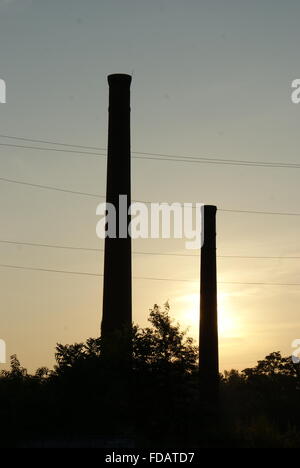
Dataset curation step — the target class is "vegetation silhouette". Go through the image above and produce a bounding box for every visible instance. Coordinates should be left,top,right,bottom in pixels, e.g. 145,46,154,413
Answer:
1,303,300,448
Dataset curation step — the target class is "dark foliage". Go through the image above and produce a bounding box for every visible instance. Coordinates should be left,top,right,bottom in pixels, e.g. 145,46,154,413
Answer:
1,303,300,448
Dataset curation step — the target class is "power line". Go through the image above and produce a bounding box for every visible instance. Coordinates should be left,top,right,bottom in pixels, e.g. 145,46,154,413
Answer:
1,239,300,260
0,177,102,198
0,263,101,277
0,142,106,158
0,262,299,286
219,281,300,287
218,255,300,259
1,176,300,217
135,154,300,168
1,135,300,168
221,208,300,216
0,134,104,151
0,239,101,252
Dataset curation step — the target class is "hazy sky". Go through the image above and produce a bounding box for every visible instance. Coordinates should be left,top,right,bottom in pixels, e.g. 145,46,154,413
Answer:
0,0,299,372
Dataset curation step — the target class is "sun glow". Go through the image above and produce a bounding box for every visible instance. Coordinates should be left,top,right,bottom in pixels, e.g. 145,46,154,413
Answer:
176,291,241,339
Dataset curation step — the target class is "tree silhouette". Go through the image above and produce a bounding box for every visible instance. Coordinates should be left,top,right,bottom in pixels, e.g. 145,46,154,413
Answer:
1,305,300,448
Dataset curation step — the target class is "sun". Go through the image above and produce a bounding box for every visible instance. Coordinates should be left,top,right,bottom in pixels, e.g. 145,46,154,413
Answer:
176,291,240,339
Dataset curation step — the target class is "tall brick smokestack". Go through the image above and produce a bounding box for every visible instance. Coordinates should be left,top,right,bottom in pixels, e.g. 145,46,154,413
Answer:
101,74,132,363
199,205,219,400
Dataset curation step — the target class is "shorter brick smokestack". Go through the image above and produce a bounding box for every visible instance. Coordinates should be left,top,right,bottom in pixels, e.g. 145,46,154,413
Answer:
199,205,219,400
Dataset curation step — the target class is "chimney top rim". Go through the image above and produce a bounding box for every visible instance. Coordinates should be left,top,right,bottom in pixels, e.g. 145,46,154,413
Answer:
204,205,217,211
108,74,132,85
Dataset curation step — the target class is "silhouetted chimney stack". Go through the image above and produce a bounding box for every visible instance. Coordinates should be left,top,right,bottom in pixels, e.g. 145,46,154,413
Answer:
199,205,219,399
101,74,132,363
